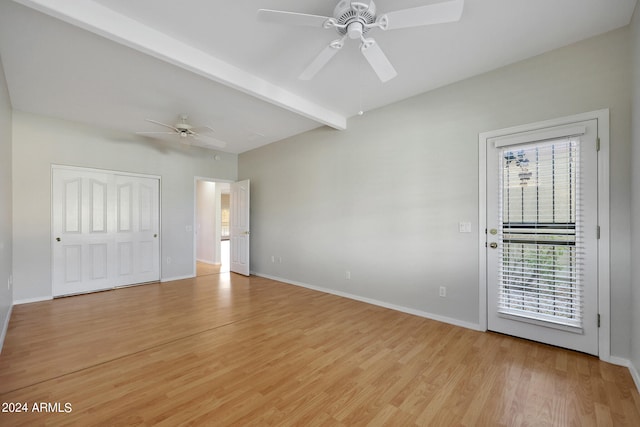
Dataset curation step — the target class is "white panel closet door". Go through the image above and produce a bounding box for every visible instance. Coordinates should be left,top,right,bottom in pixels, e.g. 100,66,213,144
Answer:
52,168,116,296
115,174,160,286
52,167,160,297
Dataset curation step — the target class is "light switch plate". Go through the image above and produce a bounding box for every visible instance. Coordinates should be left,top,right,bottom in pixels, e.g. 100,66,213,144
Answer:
459,222,471,233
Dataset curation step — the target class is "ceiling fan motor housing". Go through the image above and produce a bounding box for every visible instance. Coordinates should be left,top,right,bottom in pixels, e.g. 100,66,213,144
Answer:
175,122,193,137
334,0,377,38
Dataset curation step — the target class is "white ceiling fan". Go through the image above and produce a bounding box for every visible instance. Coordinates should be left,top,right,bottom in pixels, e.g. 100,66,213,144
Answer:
258,0,464,82
136,115,227,149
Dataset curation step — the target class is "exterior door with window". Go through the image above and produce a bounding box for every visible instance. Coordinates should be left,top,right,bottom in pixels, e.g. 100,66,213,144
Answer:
486,120,599,355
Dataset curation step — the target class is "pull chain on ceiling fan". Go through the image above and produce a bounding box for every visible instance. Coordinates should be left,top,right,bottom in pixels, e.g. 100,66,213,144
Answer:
258,0,464,82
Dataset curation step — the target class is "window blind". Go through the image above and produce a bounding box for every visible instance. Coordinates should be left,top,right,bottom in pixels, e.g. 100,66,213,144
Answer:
497,137,583,329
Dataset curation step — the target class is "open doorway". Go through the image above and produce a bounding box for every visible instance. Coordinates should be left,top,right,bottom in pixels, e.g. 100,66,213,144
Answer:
195,179,231,277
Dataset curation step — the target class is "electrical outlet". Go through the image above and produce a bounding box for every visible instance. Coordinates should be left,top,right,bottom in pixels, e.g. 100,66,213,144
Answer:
7,274,11,291
345,271,351,280
439,286,447,297
166,257,172,264
271,255,275,263
277,257,282,263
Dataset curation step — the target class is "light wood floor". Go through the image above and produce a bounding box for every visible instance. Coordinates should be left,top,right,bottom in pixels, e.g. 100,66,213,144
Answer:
196,261,223,276
196,240,230,277
1,274,639,426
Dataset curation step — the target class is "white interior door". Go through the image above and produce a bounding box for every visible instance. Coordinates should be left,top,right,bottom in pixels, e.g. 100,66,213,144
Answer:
52,168,115,296
230,179,250,276
486,120,599,355
52,167,160,297
114,174,160,286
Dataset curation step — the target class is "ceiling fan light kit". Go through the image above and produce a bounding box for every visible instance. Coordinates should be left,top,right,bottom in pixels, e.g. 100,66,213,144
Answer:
258,0,464,82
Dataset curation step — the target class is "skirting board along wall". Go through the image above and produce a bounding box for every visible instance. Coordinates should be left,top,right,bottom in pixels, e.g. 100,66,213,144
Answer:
0,305,11,354
13,296,52,305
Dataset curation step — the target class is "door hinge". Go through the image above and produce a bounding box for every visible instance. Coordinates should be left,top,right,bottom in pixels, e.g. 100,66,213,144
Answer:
597,226,601,239
598,314,601,328
596,137,601,151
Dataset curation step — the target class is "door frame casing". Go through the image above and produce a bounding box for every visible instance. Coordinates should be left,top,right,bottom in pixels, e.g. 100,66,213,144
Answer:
478,109,610,361
193,177,233,278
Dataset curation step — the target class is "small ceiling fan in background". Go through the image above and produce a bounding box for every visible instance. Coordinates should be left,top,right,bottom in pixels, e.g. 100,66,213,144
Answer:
136,115,227,148
258,0,464,82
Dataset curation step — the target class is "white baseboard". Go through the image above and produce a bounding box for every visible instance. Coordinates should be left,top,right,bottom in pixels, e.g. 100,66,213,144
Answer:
0,304,12,354
607,356,630,367
160,274,195,283
252,272,482,332
14,296,53,305
629,361,640,393
607,356,640,393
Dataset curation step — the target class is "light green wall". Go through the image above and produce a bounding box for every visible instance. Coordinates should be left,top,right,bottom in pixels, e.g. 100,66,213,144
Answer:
12,112,237,302
196,180,217,264
240,27,633,357
630,5,640,379
0,55,13,350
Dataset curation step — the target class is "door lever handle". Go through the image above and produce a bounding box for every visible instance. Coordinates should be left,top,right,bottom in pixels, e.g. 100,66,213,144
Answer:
489,242,498,249
56,237,61,242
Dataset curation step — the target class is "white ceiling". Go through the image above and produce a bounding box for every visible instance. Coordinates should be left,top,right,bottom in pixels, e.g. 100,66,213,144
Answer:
0,0,636,153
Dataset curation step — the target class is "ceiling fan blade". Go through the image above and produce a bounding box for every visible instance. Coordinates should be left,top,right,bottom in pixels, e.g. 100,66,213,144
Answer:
192,134,228,149
360,39,397,82
145,119,179,132
136,131,176,135
299,39,344,80
258,9,331,28
191,125,216,134
381,0,464,30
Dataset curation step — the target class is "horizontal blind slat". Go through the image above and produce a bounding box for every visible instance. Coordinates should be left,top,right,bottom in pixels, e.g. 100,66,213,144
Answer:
497,137,583,327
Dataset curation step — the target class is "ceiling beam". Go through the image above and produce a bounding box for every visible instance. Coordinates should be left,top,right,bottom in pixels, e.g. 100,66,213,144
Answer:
13,0,347,130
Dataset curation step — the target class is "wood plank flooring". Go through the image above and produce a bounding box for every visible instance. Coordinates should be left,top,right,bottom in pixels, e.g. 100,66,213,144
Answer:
0,274,639,426
196,261,223,276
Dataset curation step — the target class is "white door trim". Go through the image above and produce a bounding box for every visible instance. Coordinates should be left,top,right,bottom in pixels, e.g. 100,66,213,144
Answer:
193,177,234,278
52,164,161,181
478,109,611,361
